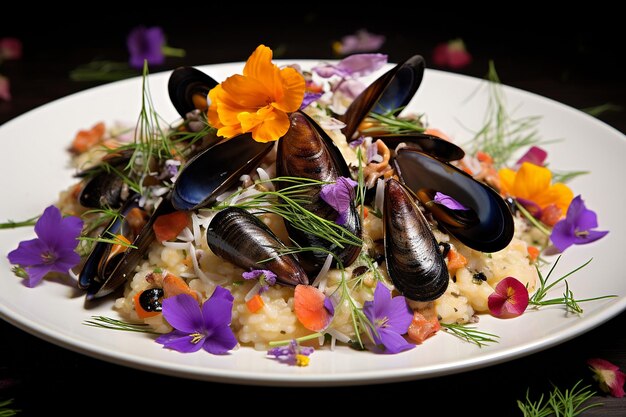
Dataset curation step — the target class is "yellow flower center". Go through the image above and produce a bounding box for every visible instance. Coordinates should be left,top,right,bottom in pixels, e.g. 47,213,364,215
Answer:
190,332,204,344
295,354,310,367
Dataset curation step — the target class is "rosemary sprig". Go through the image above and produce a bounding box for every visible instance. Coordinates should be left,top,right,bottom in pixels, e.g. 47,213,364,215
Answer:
83,316,159,334
0,399,19,417
364,108,426,135
78,234,137,249
529,256,616,314
70,60,137,82
217,176,362,248
440,322,500,347
0,215,39,229
551,169,590,184
517,380,602,417
581,102,623,118
468,61,548,168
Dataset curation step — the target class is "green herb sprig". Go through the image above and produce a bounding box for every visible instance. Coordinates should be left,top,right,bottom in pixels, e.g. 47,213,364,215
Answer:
517,380,601,417
83,316,159,334
529,257,616,314
216,176,362,249
440,322,500,347
0,215,39,229
364,108,426,135
468,61,549,168
0,399,19,417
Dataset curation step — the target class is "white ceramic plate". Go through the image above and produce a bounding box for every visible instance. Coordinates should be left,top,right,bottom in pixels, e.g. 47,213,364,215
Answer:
0,61,624,386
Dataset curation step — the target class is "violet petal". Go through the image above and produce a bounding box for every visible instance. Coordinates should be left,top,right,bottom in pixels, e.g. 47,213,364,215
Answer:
300,92,323,110
201,291,234,331
335,79,366,100
24,264,51,288
202,325,238,354
319,177,357,224
550,220,576,252
384,295,414,334
161,294,204,334
377,328,415,354
34,206,63,249
7,238,48,266
157,331,204,353
337,30,386,55
433,192,469,211
323,297,335,316
336,54,388,77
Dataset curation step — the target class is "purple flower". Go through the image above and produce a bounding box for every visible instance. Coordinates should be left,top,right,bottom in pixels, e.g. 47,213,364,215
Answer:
550,195,609,252
348,135,366,149
300,92,323,110
0,75,10,101
335,78,366,100
320,176,358,225
127,26,165,69
433,192,469,211
363,282,415,354
268,339,314,366
334,29,386,55
156,288,237,354
242,269,277,293
515,146,547,168
313,54,388,79
7,205,83,287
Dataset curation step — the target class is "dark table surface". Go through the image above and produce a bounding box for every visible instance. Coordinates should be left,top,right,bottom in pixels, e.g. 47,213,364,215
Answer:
1,14,625,415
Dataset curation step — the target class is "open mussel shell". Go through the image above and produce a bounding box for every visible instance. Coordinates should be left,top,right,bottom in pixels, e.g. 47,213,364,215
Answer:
384,179,449,301
82,195,176,300
171,134,273,210
340,55,425,141
395,149,514,252
79,194,142,292
376,133,465,162
207,207,309,286
276,112,361,274
75,149,134,209
168,66,218,118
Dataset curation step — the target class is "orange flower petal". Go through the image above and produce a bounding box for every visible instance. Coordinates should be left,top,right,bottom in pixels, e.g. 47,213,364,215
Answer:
514,162,551,200
243,45,281,97
273,66,305,113
207,86,224,129
498,168,516,195
534,183,574,212
238,106,290,143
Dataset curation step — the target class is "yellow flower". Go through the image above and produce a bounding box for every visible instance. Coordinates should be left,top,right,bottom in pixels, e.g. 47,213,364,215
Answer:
498,162,573,213
207,45,305,143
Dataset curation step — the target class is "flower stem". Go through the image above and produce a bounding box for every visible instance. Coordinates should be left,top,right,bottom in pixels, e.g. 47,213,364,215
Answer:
0,215,39,229
161,45,186,58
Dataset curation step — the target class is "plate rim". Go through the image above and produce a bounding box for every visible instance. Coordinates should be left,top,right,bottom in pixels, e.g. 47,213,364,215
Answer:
1,61,625,386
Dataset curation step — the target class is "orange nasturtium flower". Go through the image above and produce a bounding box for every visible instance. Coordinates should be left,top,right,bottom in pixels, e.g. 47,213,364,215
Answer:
498,162,573,213
207,45,305,143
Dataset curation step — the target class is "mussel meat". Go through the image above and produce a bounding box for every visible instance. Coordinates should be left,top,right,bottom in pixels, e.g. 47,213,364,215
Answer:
395,148,514,252
206,207,309,286
171,133,273,210
340,55,425,141
384,178,449,301
168,66,218,118
276,112,361,274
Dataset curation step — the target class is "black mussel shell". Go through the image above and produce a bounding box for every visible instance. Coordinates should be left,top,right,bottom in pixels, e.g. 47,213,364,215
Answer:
76,150,134,209
168,66,218,118
83,195,176,300
276,112,361,274
395,149,514,252
171,134,273,210
376,133,465,162
384,179,449,301
207,207,308,286
341,55,425,141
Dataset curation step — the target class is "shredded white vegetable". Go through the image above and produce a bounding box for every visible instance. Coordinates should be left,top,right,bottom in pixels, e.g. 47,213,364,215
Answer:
312,254,333,292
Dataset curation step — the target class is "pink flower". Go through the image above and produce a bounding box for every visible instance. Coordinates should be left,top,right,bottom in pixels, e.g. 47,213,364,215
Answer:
432,39,472,69
0,75,10,101
588,358,625,398
488,277,529,318
0,38,22,60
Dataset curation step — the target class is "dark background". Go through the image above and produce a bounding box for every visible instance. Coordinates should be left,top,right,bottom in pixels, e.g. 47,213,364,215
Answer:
1,9,625,415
